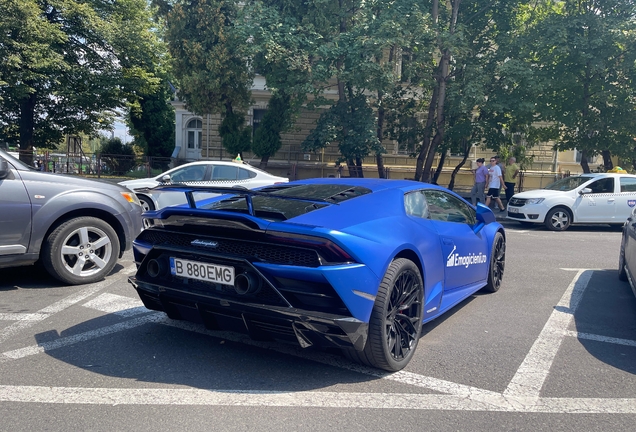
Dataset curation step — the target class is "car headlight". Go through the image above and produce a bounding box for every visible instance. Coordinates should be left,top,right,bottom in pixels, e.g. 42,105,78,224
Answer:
120,191,141,206
525,198,545,205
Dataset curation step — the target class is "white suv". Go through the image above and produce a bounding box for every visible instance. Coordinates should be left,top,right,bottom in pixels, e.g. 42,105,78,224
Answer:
507,173,636,231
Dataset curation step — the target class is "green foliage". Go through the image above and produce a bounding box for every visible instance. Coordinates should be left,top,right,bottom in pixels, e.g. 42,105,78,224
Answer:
128,80,176,158
164,0,253,116
303,95,381,164
252,93,293,160
99,137,136,174
522,0,636,171
0,0,164,162
218,111,252,157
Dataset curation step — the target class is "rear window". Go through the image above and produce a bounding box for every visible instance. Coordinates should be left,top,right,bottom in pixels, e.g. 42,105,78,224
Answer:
200,184,371,220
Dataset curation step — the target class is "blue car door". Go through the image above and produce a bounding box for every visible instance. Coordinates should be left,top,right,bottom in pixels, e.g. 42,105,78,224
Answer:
423,190,490,292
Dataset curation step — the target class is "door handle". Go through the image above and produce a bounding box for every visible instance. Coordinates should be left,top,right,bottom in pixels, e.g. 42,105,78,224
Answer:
608,198,615,202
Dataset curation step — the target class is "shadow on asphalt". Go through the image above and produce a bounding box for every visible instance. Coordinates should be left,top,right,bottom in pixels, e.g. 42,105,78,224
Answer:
572,269,636,375
0,261,128,290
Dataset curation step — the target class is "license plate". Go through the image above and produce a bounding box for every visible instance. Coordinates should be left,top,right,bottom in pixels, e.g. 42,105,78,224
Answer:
508,207,519,213
170,257,235,286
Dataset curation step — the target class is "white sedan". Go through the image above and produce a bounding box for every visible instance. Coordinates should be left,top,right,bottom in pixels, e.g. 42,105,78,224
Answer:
507,173,636,231
119,160,288,211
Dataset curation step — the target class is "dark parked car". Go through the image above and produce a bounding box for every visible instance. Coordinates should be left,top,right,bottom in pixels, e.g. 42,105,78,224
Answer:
129,179,505,371
618,206,636,300
0,149,143,284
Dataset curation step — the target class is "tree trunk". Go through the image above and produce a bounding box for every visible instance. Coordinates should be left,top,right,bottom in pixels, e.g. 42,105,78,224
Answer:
601,150,613,171
259,155,270,169
19,92,37,166
414,84,439,181
432,150,446,184
448,140,471,191
376,92,386,179
580,150,590,173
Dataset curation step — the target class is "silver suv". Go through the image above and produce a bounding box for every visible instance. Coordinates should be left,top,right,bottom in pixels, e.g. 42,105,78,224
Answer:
0,149,143,285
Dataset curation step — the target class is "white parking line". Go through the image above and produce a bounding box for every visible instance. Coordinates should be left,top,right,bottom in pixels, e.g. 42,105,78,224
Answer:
565,330,636,348
0,270,131,344
0,385,634,413
503,269,593,399
2,267,634,413
0,313,47,321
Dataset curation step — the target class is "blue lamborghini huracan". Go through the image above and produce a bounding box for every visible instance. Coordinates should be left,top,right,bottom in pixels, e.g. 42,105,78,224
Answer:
128,178,506,371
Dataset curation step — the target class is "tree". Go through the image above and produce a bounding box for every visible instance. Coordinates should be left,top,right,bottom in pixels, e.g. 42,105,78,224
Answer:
0,0,164,165
251,92,294,168
163,0,254,157
128,80,176,158
99,137,135,174
526,0,636,173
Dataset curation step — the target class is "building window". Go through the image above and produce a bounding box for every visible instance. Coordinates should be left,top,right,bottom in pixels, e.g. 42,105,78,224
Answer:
252,109,266,136
186,118,202,149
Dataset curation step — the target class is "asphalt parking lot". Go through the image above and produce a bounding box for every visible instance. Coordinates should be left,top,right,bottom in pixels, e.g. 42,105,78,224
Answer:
0,220,635,431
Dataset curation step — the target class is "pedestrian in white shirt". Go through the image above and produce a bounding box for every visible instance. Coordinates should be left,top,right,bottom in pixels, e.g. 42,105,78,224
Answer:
485,157,506,212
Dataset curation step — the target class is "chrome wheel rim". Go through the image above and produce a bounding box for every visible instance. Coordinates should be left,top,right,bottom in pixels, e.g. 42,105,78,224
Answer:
60,226,113,278
384,270,422,361
492,235,506,289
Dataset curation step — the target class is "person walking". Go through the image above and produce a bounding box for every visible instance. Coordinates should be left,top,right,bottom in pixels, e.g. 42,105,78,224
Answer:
504,156,520,203
485,157,506,212
470,158,488,206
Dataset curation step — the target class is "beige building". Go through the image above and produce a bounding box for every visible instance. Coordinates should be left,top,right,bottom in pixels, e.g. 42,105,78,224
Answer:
171,82,595,193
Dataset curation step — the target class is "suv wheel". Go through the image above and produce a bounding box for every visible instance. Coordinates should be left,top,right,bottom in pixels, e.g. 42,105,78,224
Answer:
42,217,120,285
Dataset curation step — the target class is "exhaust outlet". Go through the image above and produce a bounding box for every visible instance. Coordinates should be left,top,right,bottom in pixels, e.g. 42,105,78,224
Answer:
234,271,261,295
146,258,167,278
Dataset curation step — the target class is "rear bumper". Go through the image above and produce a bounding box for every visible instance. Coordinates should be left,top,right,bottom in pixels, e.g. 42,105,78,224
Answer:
129,276,369,351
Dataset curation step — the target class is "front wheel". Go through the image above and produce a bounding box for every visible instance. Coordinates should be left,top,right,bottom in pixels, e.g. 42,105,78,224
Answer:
137,194,155,212
349,258,424,371
42,217,120,285
545,207,572,231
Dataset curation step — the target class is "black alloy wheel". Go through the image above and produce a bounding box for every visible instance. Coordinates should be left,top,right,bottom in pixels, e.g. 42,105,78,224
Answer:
349,258,424,372
619,236,628,282
483,231,505,293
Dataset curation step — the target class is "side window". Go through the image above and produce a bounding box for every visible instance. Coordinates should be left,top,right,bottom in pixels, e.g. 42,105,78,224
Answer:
170,165,207,182
212,165,239,181
423,190,476,225
620,177,636,192
404,191,429,219
587,178,615,194
238,168,256,180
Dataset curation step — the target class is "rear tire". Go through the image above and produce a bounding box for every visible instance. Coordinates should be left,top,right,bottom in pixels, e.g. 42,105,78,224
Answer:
349,258,423,372
42,217,120,285
619,236,628,282
483,231,505,293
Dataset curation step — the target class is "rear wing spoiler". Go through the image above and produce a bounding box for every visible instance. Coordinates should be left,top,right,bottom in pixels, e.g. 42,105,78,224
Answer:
149,184,334,216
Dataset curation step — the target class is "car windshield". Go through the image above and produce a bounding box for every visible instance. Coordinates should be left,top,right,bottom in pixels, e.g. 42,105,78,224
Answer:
544,176,594,191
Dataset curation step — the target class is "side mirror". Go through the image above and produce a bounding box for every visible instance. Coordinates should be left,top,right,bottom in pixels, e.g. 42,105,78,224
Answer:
161,174,171,183
579,187,592,195
474,202,496,230
0,157,9,180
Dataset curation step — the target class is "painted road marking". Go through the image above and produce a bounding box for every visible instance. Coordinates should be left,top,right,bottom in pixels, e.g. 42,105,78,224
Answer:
565,330,636,348
0,277,120,345
503,269,592,399
83,293,148,317
0,313,47,321
0,268,634,412
0,385,635,413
